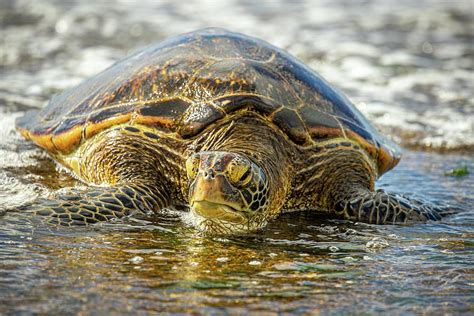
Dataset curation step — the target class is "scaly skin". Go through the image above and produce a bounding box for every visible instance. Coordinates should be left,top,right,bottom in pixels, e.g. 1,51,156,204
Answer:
21,115,442,233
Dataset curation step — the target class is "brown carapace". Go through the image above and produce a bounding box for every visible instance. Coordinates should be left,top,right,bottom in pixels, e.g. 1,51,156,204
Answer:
16,28,442,233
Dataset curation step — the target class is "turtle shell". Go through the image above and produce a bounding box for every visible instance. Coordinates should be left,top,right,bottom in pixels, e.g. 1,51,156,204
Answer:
17,28,400,175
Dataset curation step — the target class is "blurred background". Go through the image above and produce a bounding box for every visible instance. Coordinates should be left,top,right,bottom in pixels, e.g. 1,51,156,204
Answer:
0,1,473,315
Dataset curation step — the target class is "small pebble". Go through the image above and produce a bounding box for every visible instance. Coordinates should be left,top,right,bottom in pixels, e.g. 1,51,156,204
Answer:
268,253,278,257
328,246,340,252
249,260,261,265
341,256,357,263
129,256,144,264
216,257,229,262
366,237,389,250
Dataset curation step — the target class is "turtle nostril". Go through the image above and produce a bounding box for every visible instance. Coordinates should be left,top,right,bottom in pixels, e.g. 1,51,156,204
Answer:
204,169,215,179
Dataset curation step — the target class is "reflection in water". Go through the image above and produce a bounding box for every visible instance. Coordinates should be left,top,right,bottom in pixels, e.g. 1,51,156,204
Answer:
0,0,473,314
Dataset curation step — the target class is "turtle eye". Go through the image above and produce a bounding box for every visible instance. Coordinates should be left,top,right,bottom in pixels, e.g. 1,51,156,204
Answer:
227,158,252,187
186,155,200,181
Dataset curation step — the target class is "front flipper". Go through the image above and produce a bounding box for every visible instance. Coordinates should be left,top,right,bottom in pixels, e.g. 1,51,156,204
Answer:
22,184,168,226
335,189,444,224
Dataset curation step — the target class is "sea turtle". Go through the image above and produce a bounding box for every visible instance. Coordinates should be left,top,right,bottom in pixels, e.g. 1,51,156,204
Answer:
16,28,442,234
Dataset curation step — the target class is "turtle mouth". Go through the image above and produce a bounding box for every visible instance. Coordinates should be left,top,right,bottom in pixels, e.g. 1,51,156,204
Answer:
191,200,247,224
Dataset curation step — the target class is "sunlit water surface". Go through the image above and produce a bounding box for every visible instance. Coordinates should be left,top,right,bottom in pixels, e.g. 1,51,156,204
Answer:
1,0,473,314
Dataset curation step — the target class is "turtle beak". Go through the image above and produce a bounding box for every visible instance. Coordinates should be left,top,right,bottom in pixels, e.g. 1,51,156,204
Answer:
191,200,246,223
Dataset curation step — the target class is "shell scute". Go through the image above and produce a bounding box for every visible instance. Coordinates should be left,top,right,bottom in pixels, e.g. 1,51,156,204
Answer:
340,118,376,147
299,106,342,140
214,94,280,116
88,105,133,124
137,98,190,131
271,108,308,144
178,103,225,138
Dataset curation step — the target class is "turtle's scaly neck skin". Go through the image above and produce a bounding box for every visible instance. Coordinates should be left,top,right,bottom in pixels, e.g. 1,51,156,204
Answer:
287,139,377,212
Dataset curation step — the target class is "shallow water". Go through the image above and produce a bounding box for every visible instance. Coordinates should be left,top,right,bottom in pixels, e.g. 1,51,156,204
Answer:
0,0,473,314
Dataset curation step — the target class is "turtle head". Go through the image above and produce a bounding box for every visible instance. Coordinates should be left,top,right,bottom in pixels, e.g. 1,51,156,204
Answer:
186,151,271,233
